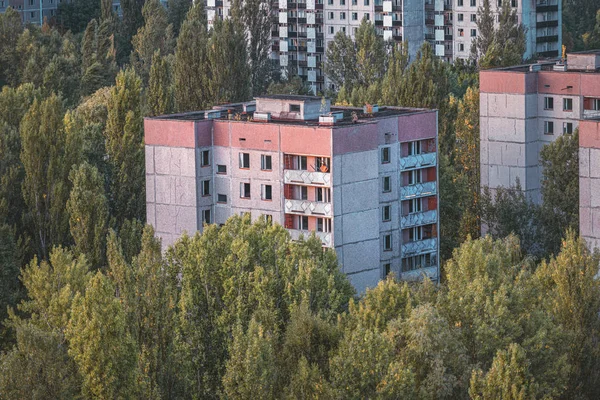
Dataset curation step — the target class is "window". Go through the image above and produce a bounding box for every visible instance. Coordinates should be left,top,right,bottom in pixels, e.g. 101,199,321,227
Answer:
263,214,273,224
457,13,463,21
202,209,211,224
289,104,301,112
409,227,422,241
458,0,463,5
381,147,391,163
340,12,346,20
239,152,250,169
382,205,391,222
261,184,272,200
383,234,392,251
329,26,334,34
470,14,476,22
315,157,330,172
407,170,421,185
299,215,309,230
240,182,251,198
563,98,573,111
407,141,421,156
261,154,272,170
352,12,358,20
201,150,210,166
352,0,357,4
328,0,333,4
458,28,464,37
217,194,227,203
202,180,210,196
317,218,332,232
563,122,573,134
544,96,554,110
511,0,517,6
459,43,465,51
364,0,369,4
316,187,330,202
342,27,346,33
328,11,334,19
470,0,475,6
30,11,35,18
470,28,477,37
544,121,554,135
340,0,345,4
300,186,308,200
365,13,370,20
382,176,391,192
217,164,227,174
408,198,422,213
384,263,391,276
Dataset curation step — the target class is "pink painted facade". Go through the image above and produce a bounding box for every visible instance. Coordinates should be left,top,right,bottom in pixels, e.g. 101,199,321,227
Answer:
145,96,439,293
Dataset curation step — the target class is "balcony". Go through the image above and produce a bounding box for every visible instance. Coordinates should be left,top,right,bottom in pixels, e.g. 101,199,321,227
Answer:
536,35,558,43
288,229,333,247
285,199,332,217
400,152,436,171
402,238,437,256
583,109,600,119
536,20,558,29
400,181,436,200
284,169,331,186
401,210,438,229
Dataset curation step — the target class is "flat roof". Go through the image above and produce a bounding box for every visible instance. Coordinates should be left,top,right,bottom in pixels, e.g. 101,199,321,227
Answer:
147,105,434,126
254,94,323,101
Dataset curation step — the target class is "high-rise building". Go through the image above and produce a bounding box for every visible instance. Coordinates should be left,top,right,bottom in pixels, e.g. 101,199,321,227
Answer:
480,51,600,204
144,95,440,292
453,0,561,60
0,0,123,24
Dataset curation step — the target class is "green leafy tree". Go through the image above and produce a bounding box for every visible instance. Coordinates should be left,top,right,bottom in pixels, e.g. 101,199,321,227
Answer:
207,18,251,105
80,19,118,97
67,162,109,268
0,7,23,87
167,0,193,36
174,4,209,111
20,94,79,259
266,75,313,96
539,130,579,255
469,344,538,400
56,0,101,34
130,0,174,83
354,18,386,88
0,224,22,346
104,68,145,223
323,30,358,90
148,50,174,116
67,271,139,399
231,0,275,95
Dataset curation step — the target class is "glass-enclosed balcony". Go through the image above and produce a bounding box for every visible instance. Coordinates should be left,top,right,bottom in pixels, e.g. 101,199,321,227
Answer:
287,229,333,247
400,181,436,200
401,210,437,229
285,199,333,217
402,238,437,256
283,170,331,187
400,152,436,171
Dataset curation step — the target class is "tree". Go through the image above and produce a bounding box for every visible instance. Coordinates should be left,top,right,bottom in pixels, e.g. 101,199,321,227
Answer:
454,86,481,239
470,0,495,63
174,4,209,111
130,0,174,83
354,18,386,88
231,0,275,95
323,30,358,90
538,130,579,256
0,7,23,87
56,0,101,34
222,317,279,400
67,272,139,399
0,224,21,346
104,68,145,223
119,0,146,56
266,75,313,96
80,19,118,97
167,0,193,36
0,247,90,399
20,94,79,259
148,50,174,116
67,162,109,268
469,344,538,400
207,18,251,105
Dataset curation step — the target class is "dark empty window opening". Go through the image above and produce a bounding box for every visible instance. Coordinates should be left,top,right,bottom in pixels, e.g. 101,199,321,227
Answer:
289,104,301,112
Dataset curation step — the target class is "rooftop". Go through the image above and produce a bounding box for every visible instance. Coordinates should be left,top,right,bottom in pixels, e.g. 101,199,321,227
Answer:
254,94,323,101
484,50,600,74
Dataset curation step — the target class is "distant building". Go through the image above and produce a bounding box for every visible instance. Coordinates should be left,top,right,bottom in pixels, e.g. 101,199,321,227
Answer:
453,0,562,60
0,0,124,24
144,95,440,292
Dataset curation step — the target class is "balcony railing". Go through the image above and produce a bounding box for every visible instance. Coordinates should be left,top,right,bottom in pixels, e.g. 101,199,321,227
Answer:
284,169,331,186
285,199,332,216
583,109,600,119
400,181,436,200
402,238,437,256
401,210,437,229
400,152,436,171
288,229,333,247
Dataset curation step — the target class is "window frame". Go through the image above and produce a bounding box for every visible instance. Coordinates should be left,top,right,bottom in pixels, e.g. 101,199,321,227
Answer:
382,176,392,193
240,182,251,198
381,146,391,163
261,154,272,171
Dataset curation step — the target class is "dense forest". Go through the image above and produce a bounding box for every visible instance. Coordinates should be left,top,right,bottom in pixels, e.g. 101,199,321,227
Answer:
0,0,598,398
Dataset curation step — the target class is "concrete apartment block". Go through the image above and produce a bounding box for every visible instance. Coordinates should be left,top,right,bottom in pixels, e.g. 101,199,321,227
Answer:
0,0,126,24
145,95,440,293
580,119,600,252
480,53,600,204
453,0,561,61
